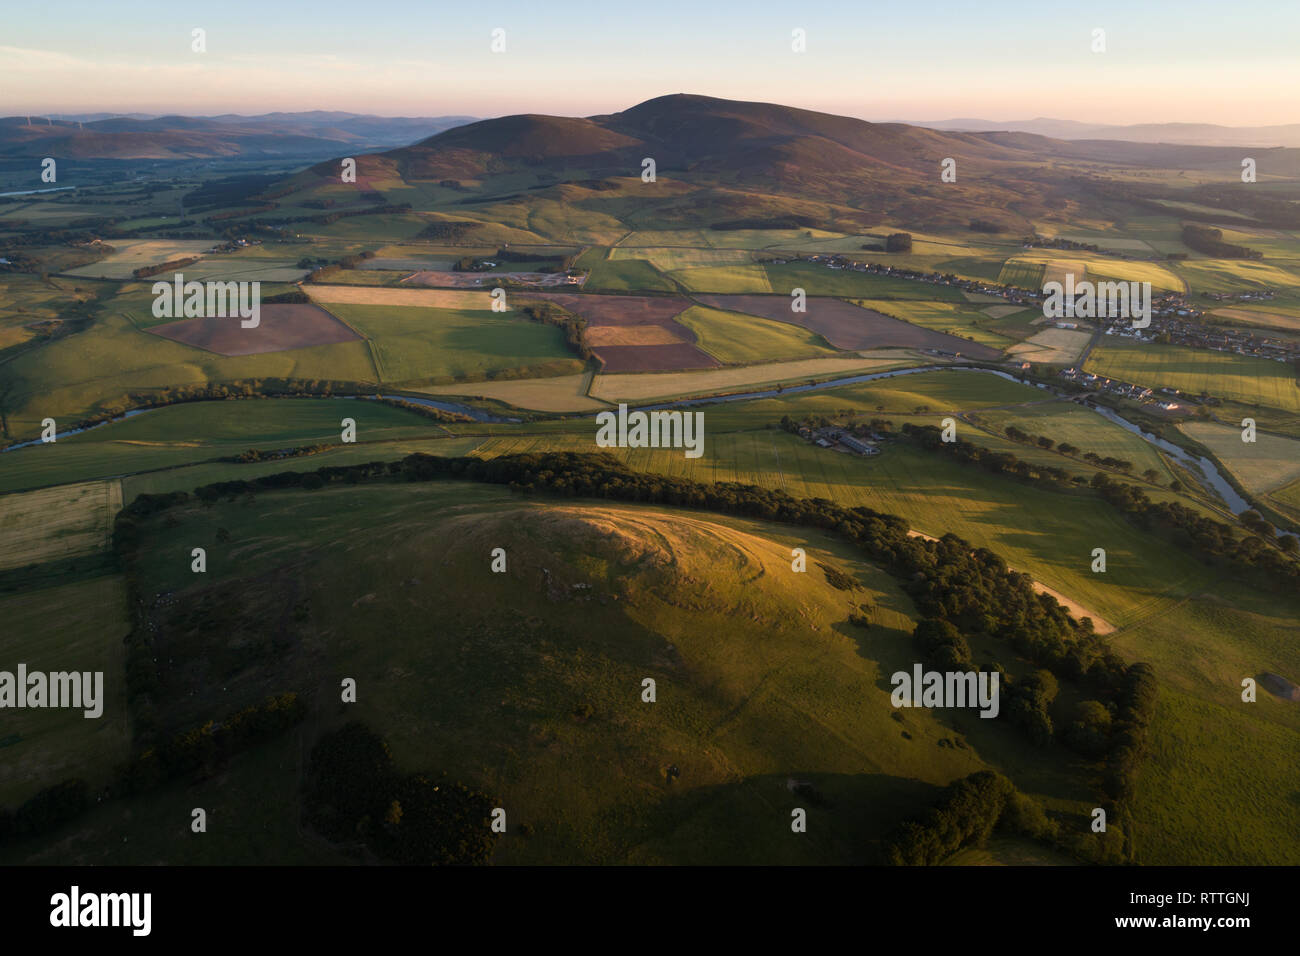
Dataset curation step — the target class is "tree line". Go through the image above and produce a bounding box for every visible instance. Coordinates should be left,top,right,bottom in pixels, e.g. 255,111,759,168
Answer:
1181,225,1262,259
904,423,1300,580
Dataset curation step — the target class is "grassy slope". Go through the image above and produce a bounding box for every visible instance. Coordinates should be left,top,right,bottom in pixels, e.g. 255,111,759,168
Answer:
0,574,132,807
23,481,1094,865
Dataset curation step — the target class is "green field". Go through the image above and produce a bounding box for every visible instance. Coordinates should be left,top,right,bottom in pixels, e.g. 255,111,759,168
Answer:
675,304,838,363
321,303,585,385
1111,588,1300,866
117,435,485,501
763,262,967,300
1085,340,1300,413
0,398,445,494
1271,477,1300,517
0,479,121,569
61,239,216,279
1179,420,1300,494
576,248,676,292
971,403,1179,485
996,258,1046,288
0,275,95,351
610,246,754,271
672,264,774,293
1173,258,1300,294
0,297,379,435
0,575,132,808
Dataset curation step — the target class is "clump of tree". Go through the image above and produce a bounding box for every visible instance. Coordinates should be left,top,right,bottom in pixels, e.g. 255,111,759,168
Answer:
183,173,283,211
1063,699,1113,757
519,300,592,362
902,423,1076,489
233,444,331,463
338,251,376,270
884,232,913,253
1181,225,1262,259
0,779,89,844
883,771,1016,865
818,562,860,591
373,397,472,423
490,247,563,264
303,722,497,865
1024,235,1099,252
132,256,202,278
1003,669,1057,747
418,220,475,241
914,617,973,671
262,290,310,304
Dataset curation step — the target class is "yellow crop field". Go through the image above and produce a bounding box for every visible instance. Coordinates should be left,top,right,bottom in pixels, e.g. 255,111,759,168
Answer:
307,285,495,310
418,372,610,412
62,240,216,279
591,353,917,402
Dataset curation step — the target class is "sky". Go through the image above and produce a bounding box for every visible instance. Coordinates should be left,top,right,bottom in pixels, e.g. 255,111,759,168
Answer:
2,0,1297,126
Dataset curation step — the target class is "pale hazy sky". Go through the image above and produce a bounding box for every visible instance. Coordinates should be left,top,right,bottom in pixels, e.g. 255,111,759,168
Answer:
2,0,1297,125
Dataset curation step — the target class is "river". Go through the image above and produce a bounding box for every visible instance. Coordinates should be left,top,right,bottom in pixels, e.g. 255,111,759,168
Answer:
0,186,77,198
0,368,1273,530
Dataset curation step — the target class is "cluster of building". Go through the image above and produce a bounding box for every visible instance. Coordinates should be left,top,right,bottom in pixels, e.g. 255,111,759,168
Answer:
1058,368,1183,411
1097,299,1300,363
1201,289,1277,303
797,424,882,456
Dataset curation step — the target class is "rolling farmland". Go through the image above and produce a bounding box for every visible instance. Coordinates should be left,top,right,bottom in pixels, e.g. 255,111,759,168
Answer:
1085,339,1300,412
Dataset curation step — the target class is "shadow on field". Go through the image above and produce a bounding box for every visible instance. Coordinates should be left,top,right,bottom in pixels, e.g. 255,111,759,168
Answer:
628,770,944,865
837,620,1101,809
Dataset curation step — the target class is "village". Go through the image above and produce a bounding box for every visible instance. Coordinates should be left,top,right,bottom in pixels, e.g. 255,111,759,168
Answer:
782,252,1300,364
1095,304,1299,364
1057,366,1185,412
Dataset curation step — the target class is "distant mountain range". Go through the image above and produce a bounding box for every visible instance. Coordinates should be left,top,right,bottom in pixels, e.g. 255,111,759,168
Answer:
0,112,478,159
340,94,1296,233
6,106,1296,161
904,118,1300,149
